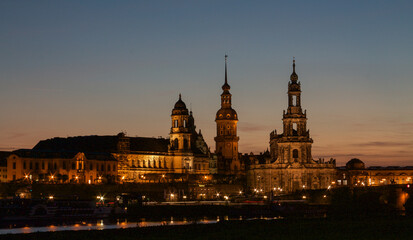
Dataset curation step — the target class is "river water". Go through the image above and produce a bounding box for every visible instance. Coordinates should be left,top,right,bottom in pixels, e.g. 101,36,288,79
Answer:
0,216,281,235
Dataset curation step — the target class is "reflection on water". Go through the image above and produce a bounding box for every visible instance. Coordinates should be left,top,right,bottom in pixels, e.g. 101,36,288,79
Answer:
0,216,282,235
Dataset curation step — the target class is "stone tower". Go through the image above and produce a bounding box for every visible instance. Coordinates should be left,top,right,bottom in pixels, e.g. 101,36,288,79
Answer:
214,55,240,174
270,59,313,163
248,59,336,194
170,94,192,152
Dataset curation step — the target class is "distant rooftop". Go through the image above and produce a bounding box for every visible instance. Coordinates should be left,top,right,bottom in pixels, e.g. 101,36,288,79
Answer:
33,135,170,153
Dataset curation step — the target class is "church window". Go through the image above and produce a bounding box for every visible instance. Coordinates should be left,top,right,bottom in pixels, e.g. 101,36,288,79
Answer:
293,149,299,159
35,162,39,170
174,138,179,149
184,120,187,128
174,120,178,128
293,123,298,135
184,139,189,150
292,95,297,106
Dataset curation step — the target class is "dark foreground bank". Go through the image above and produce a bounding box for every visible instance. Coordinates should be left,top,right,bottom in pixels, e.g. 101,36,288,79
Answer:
1,217,413,240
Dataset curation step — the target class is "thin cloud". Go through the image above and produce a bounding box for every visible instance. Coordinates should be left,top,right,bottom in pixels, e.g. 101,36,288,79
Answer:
350,141,413,147
7,132,27,140
28,88,64,92
238,122,270,132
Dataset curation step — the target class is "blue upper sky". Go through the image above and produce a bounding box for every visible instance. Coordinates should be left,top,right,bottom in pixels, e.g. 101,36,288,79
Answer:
1,0,412,166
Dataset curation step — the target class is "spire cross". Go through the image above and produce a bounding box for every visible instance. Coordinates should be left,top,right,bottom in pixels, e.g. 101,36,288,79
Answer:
293,57,296,72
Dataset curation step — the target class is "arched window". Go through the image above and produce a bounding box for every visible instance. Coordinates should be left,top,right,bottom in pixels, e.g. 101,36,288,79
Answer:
292,95,297,106
293,149,299,159
184,139,189,150
174,138,179,149
292,123,298,135
174,120,178,128
184,120,187,128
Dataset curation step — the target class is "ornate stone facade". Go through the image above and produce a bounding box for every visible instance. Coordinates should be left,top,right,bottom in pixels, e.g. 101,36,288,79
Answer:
5,95,211,184
6,150,118,183
336,158,413,187
248,60,336,193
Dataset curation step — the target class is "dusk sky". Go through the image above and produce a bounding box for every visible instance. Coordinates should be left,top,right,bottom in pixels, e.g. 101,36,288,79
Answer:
1,1,412,166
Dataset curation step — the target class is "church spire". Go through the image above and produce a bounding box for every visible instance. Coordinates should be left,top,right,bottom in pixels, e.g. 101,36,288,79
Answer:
222,55,230,91
225,54,228,85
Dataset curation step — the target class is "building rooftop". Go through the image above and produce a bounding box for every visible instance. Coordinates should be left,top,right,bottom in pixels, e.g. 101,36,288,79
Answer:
33,135,170,153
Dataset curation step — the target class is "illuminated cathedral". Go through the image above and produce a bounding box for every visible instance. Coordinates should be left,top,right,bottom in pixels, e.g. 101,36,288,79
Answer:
247,60,336,193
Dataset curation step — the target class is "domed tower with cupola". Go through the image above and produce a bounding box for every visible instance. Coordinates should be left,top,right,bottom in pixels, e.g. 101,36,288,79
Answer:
270,59,313,164
170,94,192,152
214,55,240,174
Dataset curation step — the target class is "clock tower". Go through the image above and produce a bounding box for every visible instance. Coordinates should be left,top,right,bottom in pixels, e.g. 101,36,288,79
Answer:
214,55,240,174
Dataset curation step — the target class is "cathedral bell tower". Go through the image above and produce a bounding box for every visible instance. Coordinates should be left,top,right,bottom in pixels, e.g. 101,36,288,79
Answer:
270,59,313,164
214,55,240,174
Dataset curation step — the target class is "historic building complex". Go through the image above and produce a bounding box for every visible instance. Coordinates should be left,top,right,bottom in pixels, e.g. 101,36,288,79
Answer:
2,57,413,197
336,158,413,187
6,94,211,184
247,60,336,193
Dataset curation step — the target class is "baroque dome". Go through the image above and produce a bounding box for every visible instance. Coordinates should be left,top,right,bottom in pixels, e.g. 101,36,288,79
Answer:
172,94,188,115
346,158,365,170
216,108,238,120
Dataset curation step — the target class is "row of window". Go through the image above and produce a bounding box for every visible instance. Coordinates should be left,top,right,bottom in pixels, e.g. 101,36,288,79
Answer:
172,138,189,150
12,161,116,172
194,163,208,171
173,119,187,128
131,159,167,168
